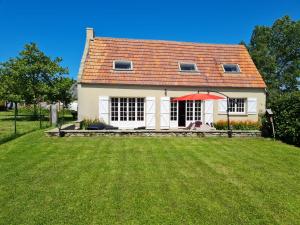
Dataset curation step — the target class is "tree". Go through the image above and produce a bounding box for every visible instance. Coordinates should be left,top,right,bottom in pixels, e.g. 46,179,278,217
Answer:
0,58,25,133
247,16,300,94
48,77,75,106
0,43,69,115
266,91,300,146
0,58,24,104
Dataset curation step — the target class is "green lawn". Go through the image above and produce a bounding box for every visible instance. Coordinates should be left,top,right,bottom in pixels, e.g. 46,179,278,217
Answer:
0,132,299,225
0,110,72,144
0,112,43,144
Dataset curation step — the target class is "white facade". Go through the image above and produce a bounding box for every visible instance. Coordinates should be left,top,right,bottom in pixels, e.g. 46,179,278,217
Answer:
95,95,257,130
78,84,265,130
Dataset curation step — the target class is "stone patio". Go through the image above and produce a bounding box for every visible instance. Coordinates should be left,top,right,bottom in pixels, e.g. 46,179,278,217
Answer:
45,125,261,137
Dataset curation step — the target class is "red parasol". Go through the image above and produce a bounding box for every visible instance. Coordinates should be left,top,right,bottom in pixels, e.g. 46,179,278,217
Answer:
172,93,224,101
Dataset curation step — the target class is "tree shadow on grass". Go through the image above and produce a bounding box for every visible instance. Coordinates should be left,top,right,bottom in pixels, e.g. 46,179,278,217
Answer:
0,133,25,145
0,127,50,145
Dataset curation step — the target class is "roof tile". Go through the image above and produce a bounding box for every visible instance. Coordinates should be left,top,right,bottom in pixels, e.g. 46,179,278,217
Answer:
81,37,266,88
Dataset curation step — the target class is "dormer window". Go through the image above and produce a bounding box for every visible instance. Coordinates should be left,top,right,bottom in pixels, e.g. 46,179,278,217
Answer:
179,63,198,72
222,64,241,73
113,60,133,70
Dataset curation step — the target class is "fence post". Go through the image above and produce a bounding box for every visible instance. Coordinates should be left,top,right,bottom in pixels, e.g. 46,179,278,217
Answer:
50,104,58,126
14,102,17,135
39,103,42,129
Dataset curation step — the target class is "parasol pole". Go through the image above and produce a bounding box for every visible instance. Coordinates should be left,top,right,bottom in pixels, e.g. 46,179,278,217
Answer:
207,90,232,138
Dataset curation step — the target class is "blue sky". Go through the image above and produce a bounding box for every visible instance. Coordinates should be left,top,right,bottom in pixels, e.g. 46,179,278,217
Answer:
0,0,299,79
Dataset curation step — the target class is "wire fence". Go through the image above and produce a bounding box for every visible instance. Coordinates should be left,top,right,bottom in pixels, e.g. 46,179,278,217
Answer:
0,113,49,144
0,110,74,144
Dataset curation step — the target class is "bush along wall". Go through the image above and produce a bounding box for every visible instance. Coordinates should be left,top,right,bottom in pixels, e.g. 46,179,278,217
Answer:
267,92,300,146
214,120,261,130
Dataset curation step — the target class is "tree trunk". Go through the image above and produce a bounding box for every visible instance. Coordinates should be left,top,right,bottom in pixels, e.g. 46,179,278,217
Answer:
14,102,17,135
33,103,38,118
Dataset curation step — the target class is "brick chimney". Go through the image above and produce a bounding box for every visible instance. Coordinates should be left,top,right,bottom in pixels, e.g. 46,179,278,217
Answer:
78,27,95,82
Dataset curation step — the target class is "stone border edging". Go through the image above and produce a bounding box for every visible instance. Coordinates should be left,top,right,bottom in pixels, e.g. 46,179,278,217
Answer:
45,128,261,137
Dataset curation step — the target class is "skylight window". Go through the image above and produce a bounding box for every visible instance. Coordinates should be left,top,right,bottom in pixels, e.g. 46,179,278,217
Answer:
179,63,198,72
222,64,241,73
113,60,133,70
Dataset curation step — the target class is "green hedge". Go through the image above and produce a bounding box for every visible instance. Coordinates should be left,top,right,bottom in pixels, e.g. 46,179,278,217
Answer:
214,120,261,130
266,92,300,146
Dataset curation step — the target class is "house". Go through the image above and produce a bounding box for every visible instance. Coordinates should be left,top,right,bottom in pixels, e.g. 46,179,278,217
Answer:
77,28,266,130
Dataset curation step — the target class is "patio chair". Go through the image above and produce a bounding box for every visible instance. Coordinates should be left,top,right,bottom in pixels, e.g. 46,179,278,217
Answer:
195,121,202,128
196,123,217,131
186,122,195,130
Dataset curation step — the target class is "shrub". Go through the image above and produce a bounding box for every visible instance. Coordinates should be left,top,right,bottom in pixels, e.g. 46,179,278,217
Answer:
214,120,261,130
18,105,50,115
265,91,300,146
81,118,103,130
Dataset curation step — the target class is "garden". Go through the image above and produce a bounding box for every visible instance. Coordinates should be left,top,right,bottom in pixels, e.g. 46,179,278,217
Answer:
0,131,299,225
0,15,299,225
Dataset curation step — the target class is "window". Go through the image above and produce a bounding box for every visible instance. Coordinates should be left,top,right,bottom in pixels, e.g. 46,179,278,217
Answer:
111,98,118,121
179,63,198,72
186,100,202,121
113,60,133,70
128,98,136,121
194,100,201,121
222,64,240,73
186,100,194,121
110,98,144,121
170,101,177,121
228,98,245,113
137,98,144,121
120,98,128,121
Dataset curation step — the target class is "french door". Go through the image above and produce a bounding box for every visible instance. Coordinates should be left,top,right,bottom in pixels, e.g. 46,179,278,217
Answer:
110,97,145,129
170,100,203,128
185,100,202,125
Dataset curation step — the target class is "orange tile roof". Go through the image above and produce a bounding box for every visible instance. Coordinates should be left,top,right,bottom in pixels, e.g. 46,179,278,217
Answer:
80,37,266,88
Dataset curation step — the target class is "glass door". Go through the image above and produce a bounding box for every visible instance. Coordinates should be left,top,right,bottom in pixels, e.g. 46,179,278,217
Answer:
185,100,202,126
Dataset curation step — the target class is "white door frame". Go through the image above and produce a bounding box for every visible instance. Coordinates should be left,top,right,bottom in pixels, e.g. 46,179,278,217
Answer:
170,100,179,128
109,97,146,129
185,100,204,127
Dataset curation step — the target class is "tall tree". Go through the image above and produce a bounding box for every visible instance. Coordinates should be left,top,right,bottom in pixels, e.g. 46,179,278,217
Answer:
0,58,24,104
247,16,300,93
48,77,75,106
0,43,69,114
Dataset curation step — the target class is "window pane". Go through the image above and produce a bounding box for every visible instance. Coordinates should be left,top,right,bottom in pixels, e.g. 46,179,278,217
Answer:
170,101,177,121
194,100,201,121
228,98,245,113
114,61,132,70
180,63,196,71
223,64,240,73
228,99,235,112
120,98,128,121
137,98,144,121
186,100,193,121
111,98,119,121
128,98,136,121
236,99,245,112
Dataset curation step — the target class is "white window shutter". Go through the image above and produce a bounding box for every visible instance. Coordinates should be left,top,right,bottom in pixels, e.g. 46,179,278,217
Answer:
204,100,214,124
146,97,156,129
170,102,178,129
218,99,227,113
247,98,257,114
99,96,109,123
160,97,170,129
